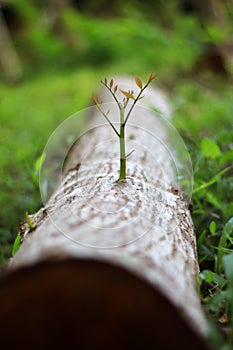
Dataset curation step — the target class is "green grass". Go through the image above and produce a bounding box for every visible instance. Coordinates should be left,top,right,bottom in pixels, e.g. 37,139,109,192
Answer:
0,7,233,349
171,77,233,350
172,79,233,137
191,132,233,350
0,68,100,260
0,12,204,261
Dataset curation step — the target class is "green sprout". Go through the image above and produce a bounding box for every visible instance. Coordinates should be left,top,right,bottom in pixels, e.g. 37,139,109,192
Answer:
93,73,157,181
12,232,21,256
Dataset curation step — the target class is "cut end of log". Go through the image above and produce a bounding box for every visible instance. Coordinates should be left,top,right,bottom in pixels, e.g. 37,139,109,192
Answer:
0,258,210,349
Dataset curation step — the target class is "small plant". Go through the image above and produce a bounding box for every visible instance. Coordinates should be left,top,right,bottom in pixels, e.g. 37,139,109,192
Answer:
93,74,156,181
189,129,233,350
11,232,21,257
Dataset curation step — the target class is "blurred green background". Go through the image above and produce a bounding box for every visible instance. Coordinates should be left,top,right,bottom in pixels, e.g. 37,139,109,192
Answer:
0,0,232,260
0,0,233,348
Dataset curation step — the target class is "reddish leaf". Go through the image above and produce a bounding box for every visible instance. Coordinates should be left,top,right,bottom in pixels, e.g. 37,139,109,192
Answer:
120,90,135,99
114,85,118,93
110,79,113,88
147,73,157,83
104,77,107,84
135,76,143,89
93,95,99,105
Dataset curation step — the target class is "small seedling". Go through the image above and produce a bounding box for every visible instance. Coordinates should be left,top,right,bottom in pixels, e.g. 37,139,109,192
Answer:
93,74,157,181
11,212,36,256
25,211,36,230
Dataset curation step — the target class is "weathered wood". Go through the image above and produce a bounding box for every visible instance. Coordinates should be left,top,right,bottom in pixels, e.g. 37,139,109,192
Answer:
3,77,209,348
0,259,209,349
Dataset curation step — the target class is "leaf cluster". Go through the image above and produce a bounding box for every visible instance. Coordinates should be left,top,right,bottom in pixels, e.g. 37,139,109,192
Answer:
189,130,233,349
93,74,156,181
93,74,157,129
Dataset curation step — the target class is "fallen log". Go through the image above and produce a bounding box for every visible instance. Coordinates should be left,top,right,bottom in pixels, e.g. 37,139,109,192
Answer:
0,77,209,349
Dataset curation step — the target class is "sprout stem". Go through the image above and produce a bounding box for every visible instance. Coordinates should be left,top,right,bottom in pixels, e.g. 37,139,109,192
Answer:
119,106,126,180
94,74,156,181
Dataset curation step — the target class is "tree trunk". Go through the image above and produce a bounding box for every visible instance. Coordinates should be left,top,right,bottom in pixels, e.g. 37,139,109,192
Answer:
0,10,22,83
43,0,79,50
0,77,209,349
193,0,233,77
196,0,229,29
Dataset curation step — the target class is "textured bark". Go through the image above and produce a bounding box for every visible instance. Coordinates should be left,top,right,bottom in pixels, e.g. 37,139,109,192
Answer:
2,78,209,348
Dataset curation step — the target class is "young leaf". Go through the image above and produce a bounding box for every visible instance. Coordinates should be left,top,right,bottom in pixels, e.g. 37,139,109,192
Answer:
93,95,99,105
209,221,216,235
120,90,135,99
34,153,46,174
104,77,107,84
12,232,21,256
110,79,113,89
147,73,157,83
135,76,143,89
223,253,233,280
114,85,118,93
199,269,226,288
224,217,233,235
193,166,231,193
26,212,36,230
200,138,221,159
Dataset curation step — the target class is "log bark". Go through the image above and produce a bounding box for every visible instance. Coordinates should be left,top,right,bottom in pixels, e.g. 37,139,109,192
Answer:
1,77,209,349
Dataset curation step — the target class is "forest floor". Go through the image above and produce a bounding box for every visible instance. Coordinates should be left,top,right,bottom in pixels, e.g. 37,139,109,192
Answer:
0,8,233,350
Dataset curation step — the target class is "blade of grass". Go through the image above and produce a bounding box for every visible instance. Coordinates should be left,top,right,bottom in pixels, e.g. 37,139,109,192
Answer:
193,166,232,194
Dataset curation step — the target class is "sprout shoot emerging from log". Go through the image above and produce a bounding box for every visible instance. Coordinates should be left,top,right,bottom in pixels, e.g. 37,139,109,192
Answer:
93,74,157,181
